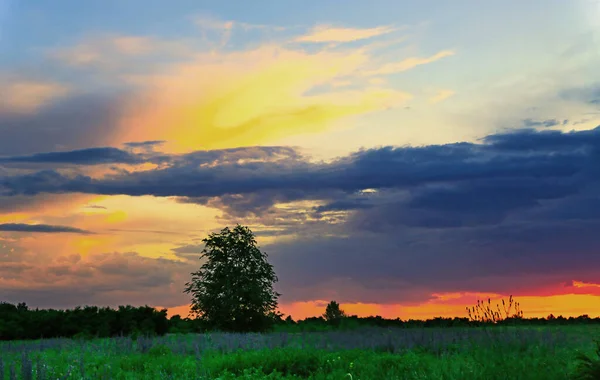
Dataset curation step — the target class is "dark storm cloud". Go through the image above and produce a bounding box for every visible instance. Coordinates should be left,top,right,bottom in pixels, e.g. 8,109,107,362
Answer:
0,147,143,165
313,198,373,213
482,127,600,152
180,189,323,218
0,223,92,234
2,127,600,235
266,217,600,304
2,127,600,306
123,140,166,148
2,126,599,199
2,126,600,305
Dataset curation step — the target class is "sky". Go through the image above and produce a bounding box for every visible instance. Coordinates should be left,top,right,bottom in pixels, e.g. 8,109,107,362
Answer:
1,0,600,321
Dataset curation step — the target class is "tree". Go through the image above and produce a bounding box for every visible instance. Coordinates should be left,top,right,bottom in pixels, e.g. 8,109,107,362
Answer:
183,225,281,332
323,300,346,326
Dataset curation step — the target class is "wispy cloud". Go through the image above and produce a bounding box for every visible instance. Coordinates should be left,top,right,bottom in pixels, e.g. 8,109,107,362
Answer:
0,223,93,234
0,80,70,114
295,25,398,43
123,141,166,149
50,35,192,68
0,147,143,165
364,50,456,76
193,14,283,32
429,89,455,104
522,118,567,128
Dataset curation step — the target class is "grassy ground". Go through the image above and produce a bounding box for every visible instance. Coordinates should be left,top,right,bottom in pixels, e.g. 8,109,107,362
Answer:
1,325,599,379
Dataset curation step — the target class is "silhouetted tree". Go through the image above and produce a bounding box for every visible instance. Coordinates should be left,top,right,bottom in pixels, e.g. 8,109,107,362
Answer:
323,300,346,327
183,225,280,332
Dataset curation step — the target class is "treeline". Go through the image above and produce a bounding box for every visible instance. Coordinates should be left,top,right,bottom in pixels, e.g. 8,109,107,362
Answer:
274,313,600,332
0,302,168,341
171,313,600,335
2,302,600,341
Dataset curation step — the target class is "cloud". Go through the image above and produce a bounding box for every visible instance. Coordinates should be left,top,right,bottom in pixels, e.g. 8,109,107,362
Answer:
0,223,92,234
560,83,600,105
85,205,107,210
193,14,282,32
32,25,456,154
0,147,143,166
50,35,192,68
522,118,567,128
266,218,600,305
123,140,166,149
114,44,413,152
193,15,235,31
2,127,599,199
0,251,195,309
364,50,455,76
6,16,600,310
0,80,70,114
2,127,600,306
429,90,455,104
0,93,124,156
295,25,398,43
482,126,600,152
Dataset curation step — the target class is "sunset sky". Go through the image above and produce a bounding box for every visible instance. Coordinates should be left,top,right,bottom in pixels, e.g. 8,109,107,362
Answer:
1,0,600,321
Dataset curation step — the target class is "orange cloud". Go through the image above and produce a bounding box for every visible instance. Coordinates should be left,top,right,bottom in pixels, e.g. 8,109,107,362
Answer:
0,80,69,113
572,280,600,289
296,25,399,43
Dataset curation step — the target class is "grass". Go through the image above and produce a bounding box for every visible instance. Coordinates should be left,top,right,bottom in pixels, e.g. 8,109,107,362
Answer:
1,325,599,379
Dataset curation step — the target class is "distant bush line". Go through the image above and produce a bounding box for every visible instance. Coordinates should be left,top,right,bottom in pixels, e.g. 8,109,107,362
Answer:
1,301,599,341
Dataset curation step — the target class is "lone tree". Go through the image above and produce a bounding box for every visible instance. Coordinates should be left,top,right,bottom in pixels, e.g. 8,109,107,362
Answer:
184,225,280,332
323,300,346,326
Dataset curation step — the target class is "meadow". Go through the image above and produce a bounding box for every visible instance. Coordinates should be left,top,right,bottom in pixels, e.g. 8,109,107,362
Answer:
1,325,599,380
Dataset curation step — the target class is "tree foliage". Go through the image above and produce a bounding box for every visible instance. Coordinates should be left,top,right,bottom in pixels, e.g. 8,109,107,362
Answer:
0,302,168,340
184,225,280,332
323,300,346,326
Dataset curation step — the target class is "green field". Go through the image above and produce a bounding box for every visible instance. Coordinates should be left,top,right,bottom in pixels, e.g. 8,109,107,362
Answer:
1,325,599,379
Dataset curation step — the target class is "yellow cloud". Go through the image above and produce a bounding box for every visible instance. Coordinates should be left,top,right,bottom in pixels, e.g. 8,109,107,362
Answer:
47,27,449,154
364,50,456,76
429,89,455,104
368,77,387,86
296,25,398,43
331,80,353,88
115,45,412,152
0,80,69,113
